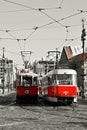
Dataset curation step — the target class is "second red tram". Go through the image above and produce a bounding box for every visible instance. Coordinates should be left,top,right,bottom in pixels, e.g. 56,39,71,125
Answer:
16,69,38,103
40,69,79,105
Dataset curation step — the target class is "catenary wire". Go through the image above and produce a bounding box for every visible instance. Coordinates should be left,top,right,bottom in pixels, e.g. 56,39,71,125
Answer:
58,36,81,49
38,10,87,29
6,30,17,39
59,0,65,7
2,0,37,10
38,9,65,27
2,0,64,11
0,9,32,13
0,7,86,57
2,0,87,29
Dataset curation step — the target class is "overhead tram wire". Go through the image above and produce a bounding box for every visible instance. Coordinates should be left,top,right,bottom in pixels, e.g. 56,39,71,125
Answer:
0,26,38,43
16,27,38,51
60,10,87,21
2,0,37,10
0,37,16,40
5,30,22,51
0,6,86,49
38,9,65,28
0,9,32,13
2,0,87,23
39,7,62,11
34,0,64,11
0,23,82,33
38,9,87,29
59,0,65,8
0,10,86,39
5,26,38,41
5,49,20,55
2,0,64,11
26,27,38,40
2,0,65,28
20,27,38,51
56,20,81,49
5,30,23,52
0,12,85,50
30,10,87,30
65,26,70,40
43,0,64,10
5,30,17,39
57,26,70,49
2,0,86,29
4,26,38,54
58,36,81,50
0,10,84,34
0,28,34,33
9,11,87,30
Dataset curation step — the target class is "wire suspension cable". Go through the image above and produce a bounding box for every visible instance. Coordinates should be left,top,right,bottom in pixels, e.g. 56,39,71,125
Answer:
38,10,86,29
6,30,17,39
2,0,37,10
24,39,26,51
26,28,38,40
2,0,64,11
39,10,65,27
59,0,65,7
0,9,32,13
17,40,22,52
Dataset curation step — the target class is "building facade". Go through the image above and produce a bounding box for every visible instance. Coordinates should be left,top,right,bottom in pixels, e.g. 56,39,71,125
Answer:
0,58,13,92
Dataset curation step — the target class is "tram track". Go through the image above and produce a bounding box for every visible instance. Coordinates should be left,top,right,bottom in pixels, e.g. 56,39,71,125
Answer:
0,98,87,130
0,96,87,121
17,99,87,122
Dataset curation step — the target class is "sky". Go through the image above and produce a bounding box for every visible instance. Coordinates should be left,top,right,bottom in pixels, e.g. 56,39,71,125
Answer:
0,0,87,69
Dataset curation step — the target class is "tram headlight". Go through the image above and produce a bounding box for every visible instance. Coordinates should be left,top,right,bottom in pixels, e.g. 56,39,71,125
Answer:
25,90,29,94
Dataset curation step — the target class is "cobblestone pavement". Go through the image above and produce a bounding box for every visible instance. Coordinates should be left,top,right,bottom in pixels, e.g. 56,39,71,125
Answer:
0,96,87,130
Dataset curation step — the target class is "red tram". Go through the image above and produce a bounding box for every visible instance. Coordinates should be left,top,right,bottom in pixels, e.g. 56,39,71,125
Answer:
16,69,38,103
40,69,79,105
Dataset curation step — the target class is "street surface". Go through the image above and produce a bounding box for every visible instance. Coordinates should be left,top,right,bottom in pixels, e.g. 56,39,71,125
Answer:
0,93,87,130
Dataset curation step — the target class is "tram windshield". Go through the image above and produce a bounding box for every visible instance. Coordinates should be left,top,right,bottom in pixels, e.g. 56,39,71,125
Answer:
22,76,32,86
48,74,77,85
16,75,38,87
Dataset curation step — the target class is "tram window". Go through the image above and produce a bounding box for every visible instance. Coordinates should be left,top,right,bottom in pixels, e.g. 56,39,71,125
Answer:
16,76,21,86
23,76,32,86
48,77,52,85
59,74,73,85
52,74,73,85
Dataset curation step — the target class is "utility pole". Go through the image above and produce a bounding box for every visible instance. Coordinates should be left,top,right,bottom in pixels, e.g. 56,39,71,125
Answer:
81,19,86,99
2,47,5,94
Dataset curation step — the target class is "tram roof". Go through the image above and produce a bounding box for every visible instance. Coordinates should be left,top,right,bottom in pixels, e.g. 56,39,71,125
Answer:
19,71,38,77
45,69,77,76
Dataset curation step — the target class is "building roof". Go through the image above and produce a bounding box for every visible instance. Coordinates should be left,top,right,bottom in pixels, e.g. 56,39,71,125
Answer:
63,46,73,59
63,46,87,61
71,52,87,61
